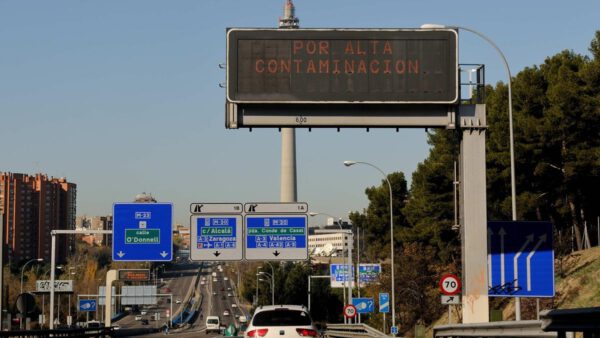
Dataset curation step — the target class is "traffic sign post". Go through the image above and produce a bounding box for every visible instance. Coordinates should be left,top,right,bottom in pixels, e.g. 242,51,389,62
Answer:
112,203,173,261
441,295,460,305
358,264,381,286
190,203,243,261
343,304,356,319
391,326,398,335
439,274,461,295
352,298,374,314
244,203,308,261
488,221,554,297
379,293,389,313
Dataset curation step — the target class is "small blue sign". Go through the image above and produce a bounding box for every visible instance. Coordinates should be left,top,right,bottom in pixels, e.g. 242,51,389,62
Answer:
359,264,381,284
351,297,374,314
330,264,355,288
391,326,398,335
113,203,173,261
488,221,554,297
79,299,97,312
379,293,389,313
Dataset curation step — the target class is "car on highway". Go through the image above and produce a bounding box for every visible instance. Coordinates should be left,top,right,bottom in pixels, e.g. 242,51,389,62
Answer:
228,293,233,297
134,315,143,321
232,303,237,308
213,291,217,296
141,319,149,325
227,287,232,291
141,310,147,315
245,305,318,338
176,299,182,304
224,277,229,281
223,310,230,316
206,316,220,334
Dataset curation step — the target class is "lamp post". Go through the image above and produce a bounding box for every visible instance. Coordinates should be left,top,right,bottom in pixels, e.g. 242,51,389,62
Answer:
421,23,518,320
19,258,43,329
258,272,275,305
309,211,351,322
344,160,395,330
20,258,43,294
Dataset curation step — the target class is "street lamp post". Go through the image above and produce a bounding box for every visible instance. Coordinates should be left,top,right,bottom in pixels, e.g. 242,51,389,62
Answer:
421,23,518,320
20,258,43,295
258,272,275,305
344,160,395,330
309,212,351,323
20,258,43,329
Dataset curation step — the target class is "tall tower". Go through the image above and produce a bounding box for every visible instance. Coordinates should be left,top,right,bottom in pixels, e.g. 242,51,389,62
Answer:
279,0,299,28
279,0,299,203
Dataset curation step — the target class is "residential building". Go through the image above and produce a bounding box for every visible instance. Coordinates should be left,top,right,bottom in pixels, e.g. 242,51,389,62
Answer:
0,173,76,264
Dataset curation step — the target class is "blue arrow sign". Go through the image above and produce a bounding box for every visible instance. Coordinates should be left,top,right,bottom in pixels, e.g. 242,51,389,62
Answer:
379,293,389,313
352,297,374,314
488,221,554,297
391,326,398,335
113,203,173,261
79,299,97,312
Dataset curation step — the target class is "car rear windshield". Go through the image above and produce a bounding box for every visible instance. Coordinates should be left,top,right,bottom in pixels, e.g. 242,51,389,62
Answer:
207,319,219,324
252,309,312,326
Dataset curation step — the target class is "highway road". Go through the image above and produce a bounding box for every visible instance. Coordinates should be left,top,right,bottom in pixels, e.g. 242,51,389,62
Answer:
115,262,201,330
141,263,249,337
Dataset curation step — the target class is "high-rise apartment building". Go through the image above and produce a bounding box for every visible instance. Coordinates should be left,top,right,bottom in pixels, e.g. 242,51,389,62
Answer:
0,173,76,264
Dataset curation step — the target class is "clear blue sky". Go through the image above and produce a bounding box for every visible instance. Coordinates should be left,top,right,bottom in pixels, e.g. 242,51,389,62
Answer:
1,0,598,225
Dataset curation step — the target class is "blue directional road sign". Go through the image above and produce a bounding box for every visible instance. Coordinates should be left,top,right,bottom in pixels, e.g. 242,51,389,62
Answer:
359,264,381,285
330,264,355,288
391,326,398,335
352,298,374,314
488,221,554,297
245,215,308,260
379,293,389,313
79,299,97,312
191,214,242,261
113,203,173,261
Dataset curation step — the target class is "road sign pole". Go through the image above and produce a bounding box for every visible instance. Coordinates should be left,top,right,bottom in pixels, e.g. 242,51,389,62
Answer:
460,104,489,323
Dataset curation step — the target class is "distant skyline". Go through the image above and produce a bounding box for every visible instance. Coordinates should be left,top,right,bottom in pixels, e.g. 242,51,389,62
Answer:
2,0,599,225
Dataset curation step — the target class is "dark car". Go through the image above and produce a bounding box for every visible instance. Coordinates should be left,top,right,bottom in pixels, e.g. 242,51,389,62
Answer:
141,319,149,325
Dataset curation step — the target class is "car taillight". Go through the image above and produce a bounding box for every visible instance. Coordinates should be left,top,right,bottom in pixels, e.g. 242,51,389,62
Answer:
296,328,318,337
248,329,269,337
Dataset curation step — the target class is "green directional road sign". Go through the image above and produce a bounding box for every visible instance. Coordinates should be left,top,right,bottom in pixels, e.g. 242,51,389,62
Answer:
125,229,160,244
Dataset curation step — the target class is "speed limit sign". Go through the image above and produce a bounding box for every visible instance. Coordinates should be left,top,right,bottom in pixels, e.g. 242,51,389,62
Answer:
439,273,461,295
343,304,357,318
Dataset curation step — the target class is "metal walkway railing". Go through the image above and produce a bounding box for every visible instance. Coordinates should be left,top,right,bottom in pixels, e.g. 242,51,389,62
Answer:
324,323,388,338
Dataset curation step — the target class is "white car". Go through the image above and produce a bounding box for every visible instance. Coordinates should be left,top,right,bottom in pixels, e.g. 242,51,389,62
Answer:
223,310,230,316
134,315,143,321
245,305,317,338
141,310,147,315
206,316,220,334
224,277,229,281
176,299,182,304
232,303,237,308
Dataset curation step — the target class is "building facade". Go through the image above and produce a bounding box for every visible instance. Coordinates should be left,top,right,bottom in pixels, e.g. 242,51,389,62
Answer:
308,228,353,257
0,173,76,264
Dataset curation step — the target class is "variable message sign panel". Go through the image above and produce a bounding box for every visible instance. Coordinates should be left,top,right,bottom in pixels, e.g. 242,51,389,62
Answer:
227,29,458,104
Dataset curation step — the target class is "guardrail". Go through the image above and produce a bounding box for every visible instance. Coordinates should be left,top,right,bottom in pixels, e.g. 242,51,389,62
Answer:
434,320,556,338
324,323,388,338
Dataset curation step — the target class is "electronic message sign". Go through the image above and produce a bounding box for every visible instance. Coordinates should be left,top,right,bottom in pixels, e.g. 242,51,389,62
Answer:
227,29,457,104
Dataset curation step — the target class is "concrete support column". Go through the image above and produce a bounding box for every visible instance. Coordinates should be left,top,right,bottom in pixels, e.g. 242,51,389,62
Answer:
280,128,297,202
459,104,489,323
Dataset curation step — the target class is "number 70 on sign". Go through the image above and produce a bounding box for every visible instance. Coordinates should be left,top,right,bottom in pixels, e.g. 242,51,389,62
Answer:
439,274,461,295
